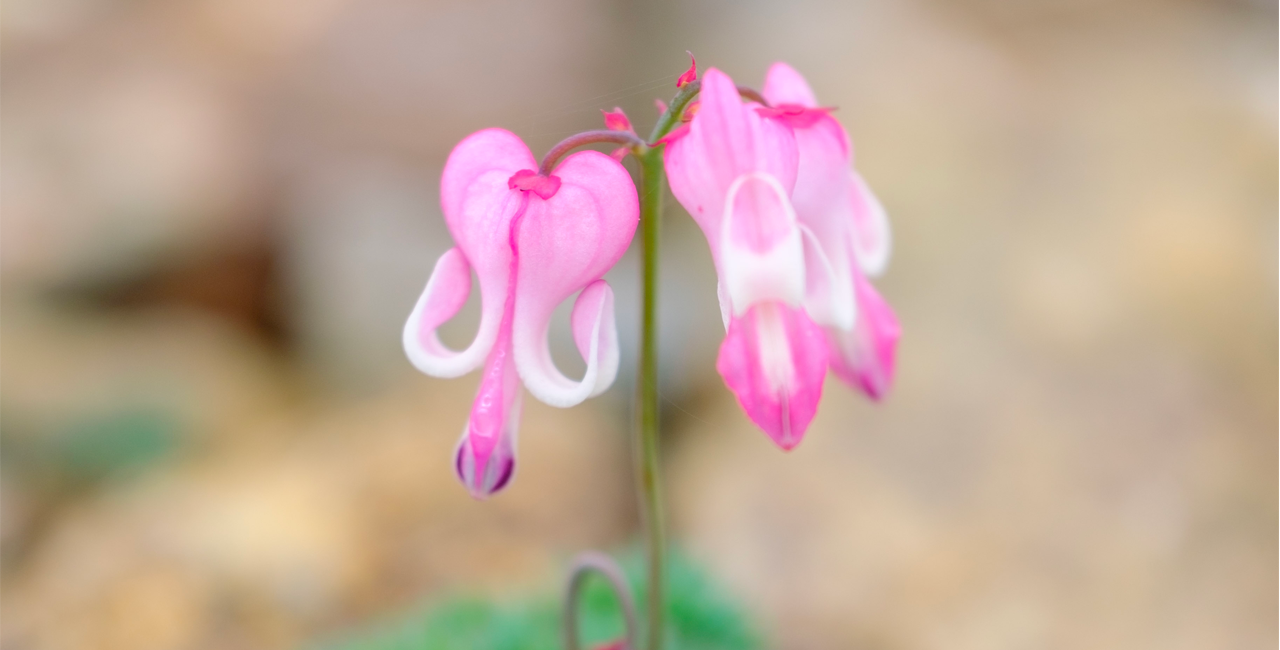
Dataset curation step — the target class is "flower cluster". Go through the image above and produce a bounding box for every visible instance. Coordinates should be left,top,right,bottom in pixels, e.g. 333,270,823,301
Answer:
405,60,898,498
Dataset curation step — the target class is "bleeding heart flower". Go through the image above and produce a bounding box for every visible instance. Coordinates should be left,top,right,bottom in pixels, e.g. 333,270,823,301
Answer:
404,128,638,497
663,67,828,450
762,62,899,400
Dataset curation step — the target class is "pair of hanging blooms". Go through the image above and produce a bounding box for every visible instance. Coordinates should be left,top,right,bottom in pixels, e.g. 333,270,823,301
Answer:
404,58,899,498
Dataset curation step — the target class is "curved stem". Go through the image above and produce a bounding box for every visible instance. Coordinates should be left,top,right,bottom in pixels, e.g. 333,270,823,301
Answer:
736,85,770,106
540,130,646,175
563,552,638,650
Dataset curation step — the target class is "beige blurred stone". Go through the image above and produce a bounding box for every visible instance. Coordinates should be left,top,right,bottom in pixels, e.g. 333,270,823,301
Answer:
2,374,631,649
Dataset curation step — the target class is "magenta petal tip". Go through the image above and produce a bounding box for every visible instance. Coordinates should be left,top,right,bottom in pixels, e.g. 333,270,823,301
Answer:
716,303,829,451
676,51,697,88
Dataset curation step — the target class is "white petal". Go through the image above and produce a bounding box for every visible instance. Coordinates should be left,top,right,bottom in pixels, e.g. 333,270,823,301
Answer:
718,172,806,316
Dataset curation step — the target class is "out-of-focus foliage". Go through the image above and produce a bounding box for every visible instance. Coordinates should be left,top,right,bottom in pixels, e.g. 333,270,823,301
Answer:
315,550,759,650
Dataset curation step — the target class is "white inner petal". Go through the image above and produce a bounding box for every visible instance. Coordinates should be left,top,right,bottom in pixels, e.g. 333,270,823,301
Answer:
754,303,795,394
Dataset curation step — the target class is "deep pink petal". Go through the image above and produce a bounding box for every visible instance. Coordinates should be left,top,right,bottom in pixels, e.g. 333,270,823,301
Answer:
828,271,900,400
511,151,638,407
762,62,818,108
602,107,634,133
663,68,797,257
676,51,697,88
509,169,562,199
456,327,522,499
654,123,690,145
716,302,829,450
756,104,835,128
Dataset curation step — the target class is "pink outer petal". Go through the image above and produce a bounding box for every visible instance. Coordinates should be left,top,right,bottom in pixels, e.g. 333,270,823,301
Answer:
663,68,797,258
716,302,829,450
512,151,638,408
455,323,522,499
849,169,892,276
762,62,818,108
788,116,858,330
409,128,534,377
828,271,900,400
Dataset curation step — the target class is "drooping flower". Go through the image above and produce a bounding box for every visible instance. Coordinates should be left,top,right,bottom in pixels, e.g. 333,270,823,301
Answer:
762,62,900,400
663,67,829,450
404,128,638,497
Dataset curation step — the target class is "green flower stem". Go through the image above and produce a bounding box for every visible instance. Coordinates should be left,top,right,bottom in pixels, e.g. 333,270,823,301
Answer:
635,143,666,650
633,78,703,650
647,80,701,144
542,78,703,650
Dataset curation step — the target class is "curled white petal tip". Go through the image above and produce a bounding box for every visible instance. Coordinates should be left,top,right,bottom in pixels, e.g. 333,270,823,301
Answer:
515,279,621,408
404,248,499,378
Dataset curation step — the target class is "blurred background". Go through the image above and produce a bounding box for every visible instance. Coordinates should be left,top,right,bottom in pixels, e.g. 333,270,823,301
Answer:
1,0,1275,648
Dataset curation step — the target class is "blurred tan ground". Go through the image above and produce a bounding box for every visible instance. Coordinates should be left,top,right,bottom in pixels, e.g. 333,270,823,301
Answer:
1,0,1275,648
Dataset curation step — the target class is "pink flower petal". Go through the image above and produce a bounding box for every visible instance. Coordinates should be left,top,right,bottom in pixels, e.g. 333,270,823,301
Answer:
762,61,818,108
570,280,619,398
676,51,697,88
755,104,835,129
410,128,536,378
602,107,634,133
664,68,797,259
849,169,891,276
717,302,829,450
761,65,892,277
511,151,638,407
798,223,856,331
828,270,900,400
403,247,492,377
718,172,805,317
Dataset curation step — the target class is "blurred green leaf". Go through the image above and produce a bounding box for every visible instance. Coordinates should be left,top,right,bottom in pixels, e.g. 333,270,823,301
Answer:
314,548,761,650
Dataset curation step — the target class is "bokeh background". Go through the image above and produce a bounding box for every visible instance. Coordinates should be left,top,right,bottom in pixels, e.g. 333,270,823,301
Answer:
2,0,1276,648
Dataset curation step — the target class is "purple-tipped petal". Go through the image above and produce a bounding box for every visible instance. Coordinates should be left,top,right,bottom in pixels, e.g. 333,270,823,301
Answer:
456,331,522,499
716,302,829,450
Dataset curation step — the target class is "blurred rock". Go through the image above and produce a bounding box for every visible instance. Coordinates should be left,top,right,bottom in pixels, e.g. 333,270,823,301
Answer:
1,376,632,649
